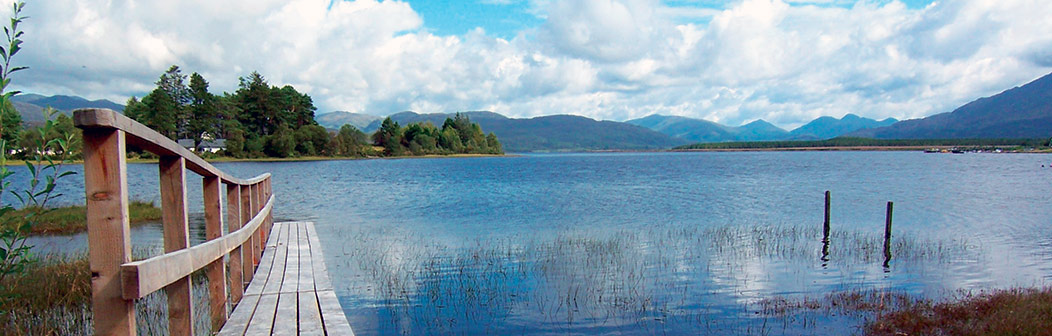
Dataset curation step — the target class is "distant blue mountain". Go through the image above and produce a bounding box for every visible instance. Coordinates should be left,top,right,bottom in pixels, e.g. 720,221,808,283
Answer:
628,113,897,143
625,114,794,142
12,93,125,124
25,95,125,112
789,114,898,140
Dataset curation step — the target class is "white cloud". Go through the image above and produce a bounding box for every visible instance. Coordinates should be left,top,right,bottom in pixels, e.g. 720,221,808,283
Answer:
7,0,1052,129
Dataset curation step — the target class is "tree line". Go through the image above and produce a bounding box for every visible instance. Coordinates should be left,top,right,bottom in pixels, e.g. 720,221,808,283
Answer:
117,65,502,158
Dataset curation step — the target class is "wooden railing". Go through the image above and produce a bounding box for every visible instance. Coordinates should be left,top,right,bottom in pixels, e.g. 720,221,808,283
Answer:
75,108,274,336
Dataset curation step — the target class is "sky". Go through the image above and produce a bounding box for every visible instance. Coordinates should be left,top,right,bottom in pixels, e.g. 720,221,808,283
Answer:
8,0,1052,129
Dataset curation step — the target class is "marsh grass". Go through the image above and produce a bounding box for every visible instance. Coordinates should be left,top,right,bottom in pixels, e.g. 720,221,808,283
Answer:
2,201,162,235
865,287,1052,336
335,223,978,334
0,252,214,336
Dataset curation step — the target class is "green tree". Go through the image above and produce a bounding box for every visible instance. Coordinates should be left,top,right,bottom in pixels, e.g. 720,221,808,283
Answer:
236,72,276,136
264,123,295,157
138,87,180,139
156,65,191,138
373,117,406,155
186,72,218,151
293,124,329,156
1,99,22,143
334,124,367,156
224,128,246,157
486,132,502,154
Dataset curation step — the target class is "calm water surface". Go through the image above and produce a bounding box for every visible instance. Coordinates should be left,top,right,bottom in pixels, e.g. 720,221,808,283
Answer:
17,152,1052,335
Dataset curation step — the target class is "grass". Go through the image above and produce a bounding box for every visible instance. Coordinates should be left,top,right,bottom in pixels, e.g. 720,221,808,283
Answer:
2,201,162,235
0,253,213,335
866,287,1052,336
332,223,980,334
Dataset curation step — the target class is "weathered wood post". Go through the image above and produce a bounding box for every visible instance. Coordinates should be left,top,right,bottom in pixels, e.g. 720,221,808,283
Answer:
83,127,136,335
823,190,831,242
227,184,244,303
203,176,227,331
240,184,254,283
159,156,194,336
883,201,894,267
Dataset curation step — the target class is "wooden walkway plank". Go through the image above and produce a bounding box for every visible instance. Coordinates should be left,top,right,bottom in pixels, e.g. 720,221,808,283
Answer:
247,222,286,296
298,292,325,336
317,290,355,336
259,223,290,296
279,223,301,294
305,224,333,292
243,294,278,335
298,223,315,293
216,294,260,336
219,222,354,335
272,292,298,335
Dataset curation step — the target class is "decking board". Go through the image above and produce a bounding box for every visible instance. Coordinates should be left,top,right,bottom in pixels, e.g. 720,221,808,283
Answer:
218,222,354,335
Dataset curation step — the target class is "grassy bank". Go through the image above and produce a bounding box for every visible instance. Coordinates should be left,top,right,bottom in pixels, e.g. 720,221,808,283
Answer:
0,253,212,335
3,201,162,235
866,287,1052,335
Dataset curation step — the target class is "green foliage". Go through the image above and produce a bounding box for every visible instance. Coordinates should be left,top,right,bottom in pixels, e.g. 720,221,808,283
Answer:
0,100,20,143
1,111,78,303
264,124,295,158
126,66,504,159
187,72,219,150
371,113,503,156
334,124,368,156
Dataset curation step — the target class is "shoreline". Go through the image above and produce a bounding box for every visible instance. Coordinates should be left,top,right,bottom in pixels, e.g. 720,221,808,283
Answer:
3,153,511,166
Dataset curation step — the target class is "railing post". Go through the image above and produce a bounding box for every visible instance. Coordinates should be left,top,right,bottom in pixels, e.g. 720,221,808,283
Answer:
253,183,264,244
226,184,244,303
264,178,273,243
83,128,136,336
203,176,227,331
240,184,254,283
159,156,194,336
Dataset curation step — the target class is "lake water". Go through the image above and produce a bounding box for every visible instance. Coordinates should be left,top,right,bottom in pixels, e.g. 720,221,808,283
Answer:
15,152,1052,335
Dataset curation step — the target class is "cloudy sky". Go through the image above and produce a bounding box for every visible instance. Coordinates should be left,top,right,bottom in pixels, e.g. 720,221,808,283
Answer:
8,0,1052,129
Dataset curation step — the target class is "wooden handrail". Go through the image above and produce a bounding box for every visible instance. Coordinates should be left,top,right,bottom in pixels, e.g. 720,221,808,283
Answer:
120,194,275,299
76,108,275,336
73,108,269,185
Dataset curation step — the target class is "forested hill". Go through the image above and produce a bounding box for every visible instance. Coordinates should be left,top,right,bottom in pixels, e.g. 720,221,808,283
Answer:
382,111,688,152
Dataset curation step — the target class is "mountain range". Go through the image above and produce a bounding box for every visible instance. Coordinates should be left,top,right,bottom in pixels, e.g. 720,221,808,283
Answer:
11,94,124,123
623,113,896,143
849,71,1052,139
373,111,688,152
13,69,1052,152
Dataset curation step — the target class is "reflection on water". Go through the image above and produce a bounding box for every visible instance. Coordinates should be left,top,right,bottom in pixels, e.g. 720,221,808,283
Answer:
19,152,1052,334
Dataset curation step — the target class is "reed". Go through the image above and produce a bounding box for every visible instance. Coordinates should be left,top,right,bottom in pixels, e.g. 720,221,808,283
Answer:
332,223,978,334
0,252,214,335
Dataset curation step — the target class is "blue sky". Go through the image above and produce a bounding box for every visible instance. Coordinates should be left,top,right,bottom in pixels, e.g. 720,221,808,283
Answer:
403,0,938,38
11,0,1052,128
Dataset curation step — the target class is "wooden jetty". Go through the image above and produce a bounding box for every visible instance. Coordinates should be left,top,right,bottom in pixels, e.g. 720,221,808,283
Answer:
75,109,353,335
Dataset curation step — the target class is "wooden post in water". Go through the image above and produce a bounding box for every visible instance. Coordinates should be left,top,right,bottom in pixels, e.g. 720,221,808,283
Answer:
159,156,194,336
83,128,136,335
823,190,831,242
883,201,894,267
203,176,227,331
227,184,244,303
